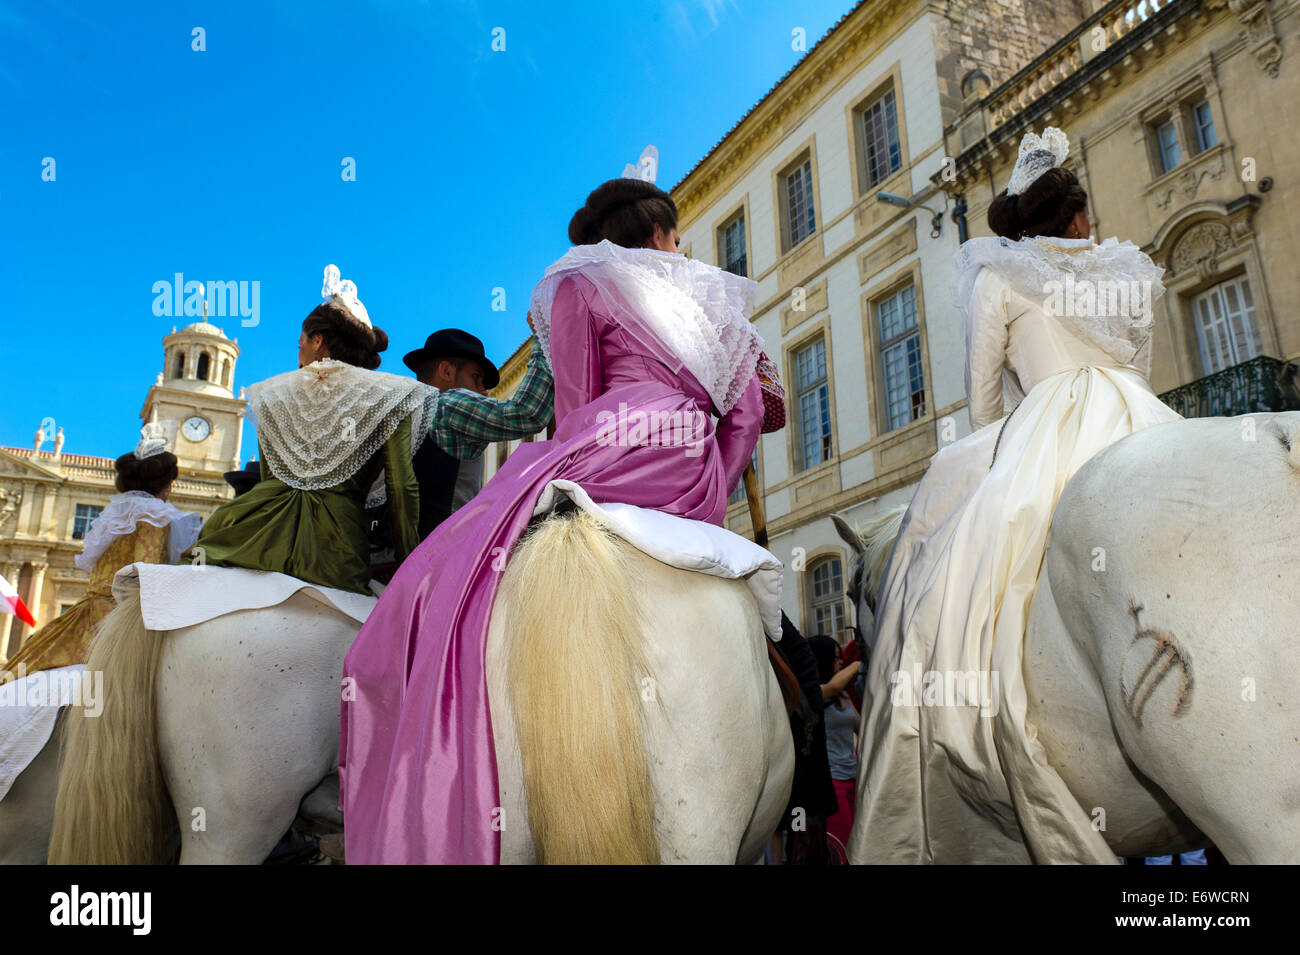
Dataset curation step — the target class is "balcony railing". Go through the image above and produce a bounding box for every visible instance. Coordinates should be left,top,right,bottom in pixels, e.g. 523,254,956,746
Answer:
1157,355,1300,418
985,0,1185,129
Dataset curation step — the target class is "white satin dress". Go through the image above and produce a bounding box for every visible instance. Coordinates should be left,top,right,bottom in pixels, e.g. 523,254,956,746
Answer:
849,241,1182,864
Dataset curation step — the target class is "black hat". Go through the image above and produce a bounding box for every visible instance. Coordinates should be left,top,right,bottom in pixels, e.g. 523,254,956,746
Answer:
223,460,262,497
403,329,500,390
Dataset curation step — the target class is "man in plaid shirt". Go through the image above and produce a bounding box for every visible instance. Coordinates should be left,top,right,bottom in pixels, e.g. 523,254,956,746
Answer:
369,329,552,574
425,338,553,463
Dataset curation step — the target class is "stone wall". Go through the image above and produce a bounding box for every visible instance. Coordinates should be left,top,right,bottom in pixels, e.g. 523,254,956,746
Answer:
932,0,1096,126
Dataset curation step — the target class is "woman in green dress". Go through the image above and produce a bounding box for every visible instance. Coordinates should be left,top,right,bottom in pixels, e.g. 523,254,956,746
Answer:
190,266,428,594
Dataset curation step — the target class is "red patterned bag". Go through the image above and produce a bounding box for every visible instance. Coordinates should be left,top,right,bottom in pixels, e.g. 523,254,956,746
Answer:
756,352,786,434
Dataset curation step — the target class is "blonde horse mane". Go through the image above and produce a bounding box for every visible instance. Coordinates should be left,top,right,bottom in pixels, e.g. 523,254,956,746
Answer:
48,589,174,864
500,506,660,864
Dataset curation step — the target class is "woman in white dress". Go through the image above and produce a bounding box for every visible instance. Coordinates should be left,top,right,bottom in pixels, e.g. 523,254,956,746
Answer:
850,128,1182,864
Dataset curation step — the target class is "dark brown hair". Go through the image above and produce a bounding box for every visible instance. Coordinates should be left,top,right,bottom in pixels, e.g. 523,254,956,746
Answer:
987,167,1088,241
568,178,678,248
302,303,389,371
114,451,179,495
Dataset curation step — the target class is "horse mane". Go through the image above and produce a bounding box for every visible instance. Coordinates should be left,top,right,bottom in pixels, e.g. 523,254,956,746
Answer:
848,505,908,609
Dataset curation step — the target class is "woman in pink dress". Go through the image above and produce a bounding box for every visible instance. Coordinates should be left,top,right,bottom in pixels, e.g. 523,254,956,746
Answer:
340,178,766,864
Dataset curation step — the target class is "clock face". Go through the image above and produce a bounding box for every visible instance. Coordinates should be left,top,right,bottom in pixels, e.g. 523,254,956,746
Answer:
182,416,211,442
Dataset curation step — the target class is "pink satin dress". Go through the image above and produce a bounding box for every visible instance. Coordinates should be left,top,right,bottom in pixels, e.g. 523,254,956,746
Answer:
340,271,763,863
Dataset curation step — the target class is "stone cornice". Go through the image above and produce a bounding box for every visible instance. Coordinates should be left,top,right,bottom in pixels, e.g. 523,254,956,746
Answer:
672,0,920,225
937,0,1224,193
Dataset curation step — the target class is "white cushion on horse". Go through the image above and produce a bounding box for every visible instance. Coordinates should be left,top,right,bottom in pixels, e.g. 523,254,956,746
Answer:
113,562,379,633
532,480,784,641
0,664,86,802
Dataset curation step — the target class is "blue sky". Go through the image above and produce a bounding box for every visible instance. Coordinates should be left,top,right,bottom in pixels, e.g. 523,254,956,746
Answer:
1,0,855,459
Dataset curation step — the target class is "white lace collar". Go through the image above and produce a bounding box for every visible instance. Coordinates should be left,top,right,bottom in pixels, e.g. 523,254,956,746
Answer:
76,491,203,571
245,361,436,491
528,240,764,415
955,234,1166,370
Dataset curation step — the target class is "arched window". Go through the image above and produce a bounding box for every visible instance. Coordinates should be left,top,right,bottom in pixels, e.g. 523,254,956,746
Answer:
196,353,210,381
174,352,185,379
809,556,846,640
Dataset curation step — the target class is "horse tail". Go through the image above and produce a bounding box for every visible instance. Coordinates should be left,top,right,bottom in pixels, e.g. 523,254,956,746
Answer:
500,507,659,864
48,589,172,864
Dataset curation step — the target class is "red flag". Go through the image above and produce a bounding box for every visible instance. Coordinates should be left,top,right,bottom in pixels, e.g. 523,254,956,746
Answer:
0,574,35,628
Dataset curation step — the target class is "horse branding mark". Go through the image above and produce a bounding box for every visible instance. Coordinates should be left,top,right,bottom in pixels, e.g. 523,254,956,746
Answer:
1120,602,1193,729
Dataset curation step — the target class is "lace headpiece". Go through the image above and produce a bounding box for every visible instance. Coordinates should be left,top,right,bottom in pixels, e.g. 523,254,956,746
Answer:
1006,127,1070,196
134,422,168,460
321,264,372,329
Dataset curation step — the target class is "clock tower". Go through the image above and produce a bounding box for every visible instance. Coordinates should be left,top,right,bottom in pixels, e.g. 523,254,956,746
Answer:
139,321,246,482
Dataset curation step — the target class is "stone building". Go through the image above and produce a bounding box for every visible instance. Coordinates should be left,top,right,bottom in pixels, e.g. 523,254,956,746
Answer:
0,321,245,658
483,0,1299,641
939,0,1299,417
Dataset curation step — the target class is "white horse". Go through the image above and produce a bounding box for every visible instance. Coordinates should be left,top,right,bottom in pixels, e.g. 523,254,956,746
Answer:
0,714,66,865
48,507,793,864
835,412,1300,863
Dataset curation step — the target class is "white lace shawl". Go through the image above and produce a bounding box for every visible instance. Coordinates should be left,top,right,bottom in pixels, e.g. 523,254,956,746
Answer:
75,491,202,570
954,235,1165,374
245,360,437,491
528,240,764,415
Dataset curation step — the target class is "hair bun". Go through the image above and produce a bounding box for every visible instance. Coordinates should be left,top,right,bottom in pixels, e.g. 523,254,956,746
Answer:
986,167,1087,240
114,450,179,495
568,206,599,245
567,178,679,249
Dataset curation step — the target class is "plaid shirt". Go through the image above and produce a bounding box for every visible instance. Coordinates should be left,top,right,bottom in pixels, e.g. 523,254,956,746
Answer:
431,339,554,460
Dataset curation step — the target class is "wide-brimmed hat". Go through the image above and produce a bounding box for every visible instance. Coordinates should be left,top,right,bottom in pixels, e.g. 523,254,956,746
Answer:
403,329,500,389
223,460,262,497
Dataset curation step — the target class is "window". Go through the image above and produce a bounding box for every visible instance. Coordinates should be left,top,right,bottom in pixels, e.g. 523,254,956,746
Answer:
174,353,185,378
795,338,832,470
1193,275,1262,374
728,449,759,505
196,353,211,381
878,284,926,430
720,215,747,277
73,504,103,541
860,88,902,189
1156,119,1181,173
810,558,846,638
784,159,816,250
1192,100,1217,152
60,603,76,615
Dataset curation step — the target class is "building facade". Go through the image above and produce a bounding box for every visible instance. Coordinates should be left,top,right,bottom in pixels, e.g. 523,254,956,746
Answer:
1,321,246,658
486,0,1299,642
940,0,1299,416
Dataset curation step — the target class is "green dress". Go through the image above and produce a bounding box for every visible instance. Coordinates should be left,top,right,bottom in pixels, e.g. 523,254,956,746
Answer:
190,420,420,594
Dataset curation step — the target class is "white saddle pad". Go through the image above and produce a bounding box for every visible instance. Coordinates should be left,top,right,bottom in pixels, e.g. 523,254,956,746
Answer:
533,480,784,640
111,479,784,640
113,563,380,632
0,664,88,802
